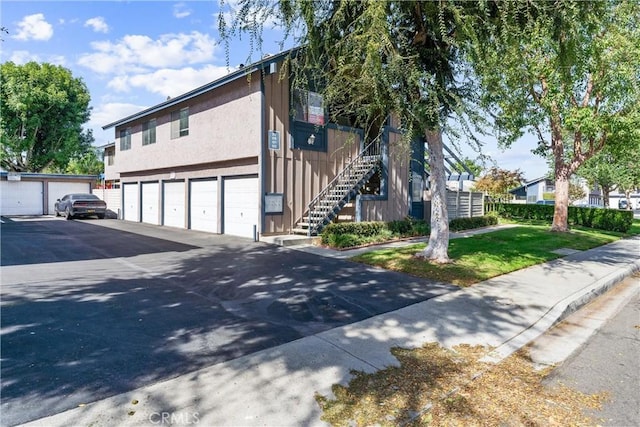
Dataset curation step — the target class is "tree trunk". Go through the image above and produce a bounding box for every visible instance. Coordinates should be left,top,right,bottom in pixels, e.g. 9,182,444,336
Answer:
602,185,612,208
550,117,570,232
415,128,450,263
551,171,570,232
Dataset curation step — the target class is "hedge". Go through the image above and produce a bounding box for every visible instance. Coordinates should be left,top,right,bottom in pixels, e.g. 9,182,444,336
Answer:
320,219,429,247
487,203,633,232
449,214,499,232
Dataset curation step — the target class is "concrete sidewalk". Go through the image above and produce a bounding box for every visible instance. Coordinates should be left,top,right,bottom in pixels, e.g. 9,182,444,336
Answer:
22,235,640,427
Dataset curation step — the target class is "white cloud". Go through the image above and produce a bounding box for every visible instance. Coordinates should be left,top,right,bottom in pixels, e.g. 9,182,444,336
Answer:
89,102,150,144
77,31,218,75
173,3,192,19
13,13,54,41
107,65,230,98
85,17,109,33
9,50,66,66
90,102,148,126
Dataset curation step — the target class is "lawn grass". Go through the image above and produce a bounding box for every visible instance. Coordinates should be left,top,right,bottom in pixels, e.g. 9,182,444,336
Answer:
351,224,623,286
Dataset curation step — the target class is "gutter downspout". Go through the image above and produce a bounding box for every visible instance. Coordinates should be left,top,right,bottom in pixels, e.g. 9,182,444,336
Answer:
259,69,266,241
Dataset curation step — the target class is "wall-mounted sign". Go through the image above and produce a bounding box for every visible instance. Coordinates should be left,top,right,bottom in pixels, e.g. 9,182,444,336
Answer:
268,130,280,150
264,193,284,214
7,172,21,181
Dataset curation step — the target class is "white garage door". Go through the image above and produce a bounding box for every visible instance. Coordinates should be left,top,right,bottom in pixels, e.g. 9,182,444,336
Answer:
163,181,185,228
190,179,218,233
123,183,139,222
142,182,160,225
47,182,90,215
0,181,43,215
224,177,259,238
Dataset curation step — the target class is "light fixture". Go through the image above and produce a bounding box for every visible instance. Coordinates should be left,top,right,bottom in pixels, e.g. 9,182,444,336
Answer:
307,134,316,145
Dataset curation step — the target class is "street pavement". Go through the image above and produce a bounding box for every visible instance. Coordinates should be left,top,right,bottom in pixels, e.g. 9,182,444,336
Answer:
16,224,639,427
536,275,639,427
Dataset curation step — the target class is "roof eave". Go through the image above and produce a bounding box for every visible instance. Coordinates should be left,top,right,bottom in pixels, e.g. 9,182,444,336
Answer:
102,48,298,131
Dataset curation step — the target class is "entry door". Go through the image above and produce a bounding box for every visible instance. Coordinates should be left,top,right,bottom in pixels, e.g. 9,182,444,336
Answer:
163,181,185,228
141,182,160,225
223,177,259,238
190,179,218,233
123,183,139,222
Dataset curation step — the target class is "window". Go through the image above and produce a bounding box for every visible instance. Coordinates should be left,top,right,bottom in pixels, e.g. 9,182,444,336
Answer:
119,128,131,151
142,119,157,145
105,147,115,165
293,89,325,125
171,107,189,139
292,89,327,151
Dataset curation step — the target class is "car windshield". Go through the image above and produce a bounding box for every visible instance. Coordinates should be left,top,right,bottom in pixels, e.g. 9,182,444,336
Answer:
71,194,100,200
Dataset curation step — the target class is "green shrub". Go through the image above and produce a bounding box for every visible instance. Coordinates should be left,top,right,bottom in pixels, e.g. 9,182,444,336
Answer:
387,219,414,235
320,218,430,248
487,203,633,232
449,215,499,232
325,233,361,248
568,206,633,232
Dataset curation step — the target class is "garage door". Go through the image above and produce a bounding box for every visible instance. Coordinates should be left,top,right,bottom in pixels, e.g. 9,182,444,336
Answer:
47,182,90,215
123,183,139,222
224,177,259,238
163,181,185,228
0,181,43,215
190,179,218,233
141,182,160,225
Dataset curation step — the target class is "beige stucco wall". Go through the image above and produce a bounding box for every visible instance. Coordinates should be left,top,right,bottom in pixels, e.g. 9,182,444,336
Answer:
113,75,262,175
103,145,119,182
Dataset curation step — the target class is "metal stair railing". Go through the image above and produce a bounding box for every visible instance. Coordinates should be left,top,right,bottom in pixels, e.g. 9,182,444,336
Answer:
302,139,381,235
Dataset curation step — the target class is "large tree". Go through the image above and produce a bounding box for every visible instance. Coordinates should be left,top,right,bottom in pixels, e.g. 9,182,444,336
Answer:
222,0,486,263
577,140,640,208
467,0,640,231
0,61,93,172
473,167,524,202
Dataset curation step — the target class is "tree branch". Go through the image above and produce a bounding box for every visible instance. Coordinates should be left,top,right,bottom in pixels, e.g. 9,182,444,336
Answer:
581,73,593,107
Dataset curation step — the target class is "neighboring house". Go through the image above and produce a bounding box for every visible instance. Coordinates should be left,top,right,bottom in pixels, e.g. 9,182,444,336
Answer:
588,184,640,209
102,51,424,239
0,172,97,216
509,177,555,204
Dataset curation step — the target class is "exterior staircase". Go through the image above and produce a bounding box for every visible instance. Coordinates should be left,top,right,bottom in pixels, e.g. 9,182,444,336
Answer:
294,140,381,236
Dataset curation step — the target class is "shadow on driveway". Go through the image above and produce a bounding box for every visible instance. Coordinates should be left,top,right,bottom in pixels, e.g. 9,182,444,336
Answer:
0,220,457,425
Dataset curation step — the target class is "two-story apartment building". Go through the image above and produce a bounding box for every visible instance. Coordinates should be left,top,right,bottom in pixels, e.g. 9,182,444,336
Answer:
103,51,417,239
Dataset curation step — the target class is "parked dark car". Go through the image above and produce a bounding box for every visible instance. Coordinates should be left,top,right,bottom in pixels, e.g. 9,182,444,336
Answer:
54,193,107,219
618,199,629,209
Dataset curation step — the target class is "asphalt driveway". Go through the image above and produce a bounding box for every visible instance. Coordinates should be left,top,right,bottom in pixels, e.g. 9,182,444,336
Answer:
0,217,455,426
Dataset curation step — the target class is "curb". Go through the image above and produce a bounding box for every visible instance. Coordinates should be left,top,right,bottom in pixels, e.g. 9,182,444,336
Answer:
481,258,640,364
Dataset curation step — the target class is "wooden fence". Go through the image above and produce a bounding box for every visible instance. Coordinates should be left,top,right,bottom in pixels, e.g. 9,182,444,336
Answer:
424,190,485,222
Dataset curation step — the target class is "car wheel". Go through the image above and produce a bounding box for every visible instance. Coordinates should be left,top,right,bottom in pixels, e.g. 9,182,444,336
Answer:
65,207,73,220
97,213,105,219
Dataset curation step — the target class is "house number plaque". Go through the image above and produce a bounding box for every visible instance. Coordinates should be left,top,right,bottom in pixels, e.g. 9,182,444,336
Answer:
268,130,280,150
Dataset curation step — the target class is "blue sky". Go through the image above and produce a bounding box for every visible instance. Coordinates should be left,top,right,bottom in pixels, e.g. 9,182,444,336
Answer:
1,1,548,180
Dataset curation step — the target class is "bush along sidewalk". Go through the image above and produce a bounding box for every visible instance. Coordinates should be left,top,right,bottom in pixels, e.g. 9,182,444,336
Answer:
486,203,633,232
320,215,499,249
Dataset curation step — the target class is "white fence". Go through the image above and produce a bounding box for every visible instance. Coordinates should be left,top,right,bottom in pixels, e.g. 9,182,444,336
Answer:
424,190,485,222
94,188,121,218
